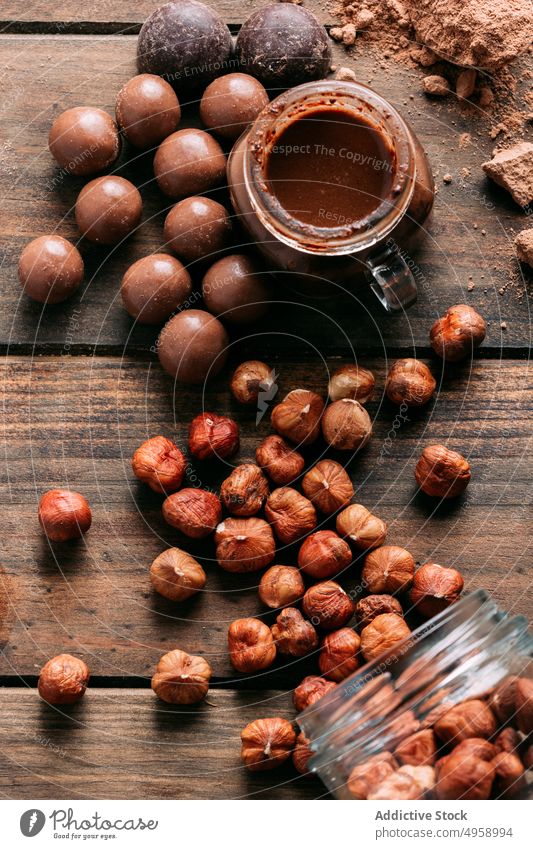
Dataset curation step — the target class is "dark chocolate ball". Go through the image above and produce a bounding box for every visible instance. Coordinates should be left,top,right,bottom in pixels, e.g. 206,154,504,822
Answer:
164,196,232,263
75,176,142,245
153,128,226,198
121,253,192,324
235,5,332,88
201,254,270,324
48,107,120,176
137,0,233,92
199,73,269,140
115,74,181,149
158,308,228,383
18,235,84,304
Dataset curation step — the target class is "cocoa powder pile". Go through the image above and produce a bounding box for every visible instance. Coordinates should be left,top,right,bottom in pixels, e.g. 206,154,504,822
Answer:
329,0,533,140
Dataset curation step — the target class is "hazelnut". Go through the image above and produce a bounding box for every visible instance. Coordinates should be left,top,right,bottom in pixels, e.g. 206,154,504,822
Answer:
302,581,355,631
515,677,533,734
489,676,518,725
228,618,276,672
494,727,520,755
385,358,436,407
318,627,361,682
293,675,337,712
270,608,318,657
355,594,403,630
215,517,275,572
131,435,186,494
452,738,498,762
38,654,90,705
265,487,317,545
38,489,92,542
394,728,437,766
151,649,211,704
415,444,471,498
397,764,435,794
430,304,486,362
240,717,296,771
297,530,352,580
255,434,305,486
271,388,325,446
321,399,372,451
492,751,525,796
302,459,354,515
434,699,497,744
188,412,239,461
150,547,206,602
362,545,416,594
368,770,424,800
258,565,305,609
347,753,397,799
231,360,275,405
435,752,495,800
328,363,375,404
293,731,313,774
336,503,387,551
220,463,269,516
162,488,222,538
360,613,412,662
410,562,464,618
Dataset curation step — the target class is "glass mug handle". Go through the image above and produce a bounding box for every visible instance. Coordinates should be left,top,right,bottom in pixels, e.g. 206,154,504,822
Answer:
365,245,418,312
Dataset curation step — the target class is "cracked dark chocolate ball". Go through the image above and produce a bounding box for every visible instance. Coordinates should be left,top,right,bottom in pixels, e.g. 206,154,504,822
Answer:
121,253,192,324
200,73,269,140
201,254,270,324
137,0,233,92
75,176,143,245
235,5,332,89
158,308,228,383
18,235,84,304
48,106,120,176
153,128,226,198
164,196,232,263
115,74,181,149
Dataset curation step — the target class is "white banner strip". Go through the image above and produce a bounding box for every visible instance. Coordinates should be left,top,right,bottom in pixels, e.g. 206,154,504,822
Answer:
2,799,531,848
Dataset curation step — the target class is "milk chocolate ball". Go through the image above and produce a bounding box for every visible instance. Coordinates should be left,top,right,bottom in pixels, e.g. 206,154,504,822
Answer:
154,129,226,198
235,5,332,88
200,73,269,140
137,0,232,92
202,254,270,324
18,235,84,304
116,74,181,149
158,308,228,383
48,107,120,176
164,196,232,263
75,176,142,245
121,253,192,324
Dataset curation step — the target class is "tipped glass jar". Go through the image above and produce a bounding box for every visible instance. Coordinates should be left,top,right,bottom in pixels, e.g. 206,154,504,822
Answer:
298,590,533,799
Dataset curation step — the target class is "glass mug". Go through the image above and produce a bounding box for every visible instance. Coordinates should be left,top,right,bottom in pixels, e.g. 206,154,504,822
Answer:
227,80,435,312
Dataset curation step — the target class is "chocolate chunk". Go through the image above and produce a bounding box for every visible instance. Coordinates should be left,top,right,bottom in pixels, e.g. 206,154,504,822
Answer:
482,143,533,208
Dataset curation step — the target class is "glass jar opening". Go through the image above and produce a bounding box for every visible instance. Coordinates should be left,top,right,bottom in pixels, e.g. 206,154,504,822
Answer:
244,80,416,256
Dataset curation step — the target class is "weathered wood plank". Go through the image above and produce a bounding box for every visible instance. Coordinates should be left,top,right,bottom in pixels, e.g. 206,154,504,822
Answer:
0,34,530,353
0,356,530,678
0,688,320,799
1,0,333,30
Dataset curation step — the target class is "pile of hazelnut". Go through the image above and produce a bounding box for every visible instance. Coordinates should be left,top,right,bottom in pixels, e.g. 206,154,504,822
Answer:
34,307,499,796
344,676,533,800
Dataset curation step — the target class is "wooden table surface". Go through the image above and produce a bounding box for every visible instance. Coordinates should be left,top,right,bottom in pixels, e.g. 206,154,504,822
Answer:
0,2,531,800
